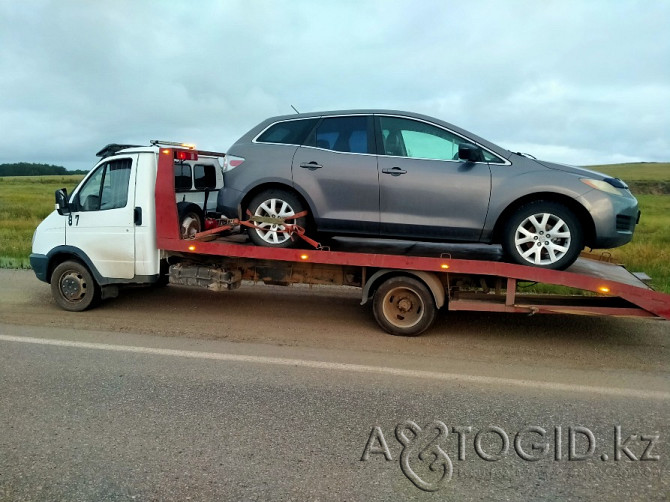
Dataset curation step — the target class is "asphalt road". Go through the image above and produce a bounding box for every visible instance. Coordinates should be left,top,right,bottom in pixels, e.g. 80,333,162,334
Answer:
1,270,668,501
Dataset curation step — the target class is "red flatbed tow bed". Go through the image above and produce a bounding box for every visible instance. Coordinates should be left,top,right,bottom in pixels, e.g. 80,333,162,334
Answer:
155,147,670,335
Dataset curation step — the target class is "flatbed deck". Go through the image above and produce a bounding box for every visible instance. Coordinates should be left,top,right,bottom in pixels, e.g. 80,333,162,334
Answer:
154,147,670,324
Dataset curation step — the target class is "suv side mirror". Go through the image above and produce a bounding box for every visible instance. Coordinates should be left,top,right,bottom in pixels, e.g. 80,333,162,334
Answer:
55,188,70,215
458,143,482,162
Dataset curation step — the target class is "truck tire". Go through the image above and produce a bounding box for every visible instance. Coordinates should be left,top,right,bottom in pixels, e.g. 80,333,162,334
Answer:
246,189,308,248
373,276,437,336
50,260,100,312
502,201,583,270
177,203,204,239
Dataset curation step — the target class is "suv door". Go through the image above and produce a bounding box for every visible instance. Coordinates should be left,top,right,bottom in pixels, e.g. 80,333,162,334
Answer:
67,156,137,279
292,115,379,235
376,115,492,241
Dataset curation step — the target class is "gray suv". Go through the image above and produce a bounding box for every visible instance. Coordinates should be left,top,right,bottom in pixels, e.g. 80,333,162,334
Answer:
217,110,639,270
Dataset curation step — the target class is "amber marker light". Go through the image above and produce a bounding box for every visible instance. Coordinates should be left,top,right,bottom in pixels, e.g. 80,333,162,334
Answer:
598,286,611,293
300,254,309,260
161,149,171,155
188,245,196,252
440,264,450,269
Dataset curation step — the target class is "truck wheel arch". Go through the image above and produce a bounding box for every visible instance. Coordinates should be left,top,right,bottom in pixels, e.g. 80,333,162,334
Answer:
361,269,446,309
46,247,103,285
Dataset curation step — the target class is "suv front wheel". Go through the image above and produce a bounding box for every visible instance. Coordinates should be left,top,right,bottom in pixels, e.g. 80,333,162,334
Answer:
502,201,583,270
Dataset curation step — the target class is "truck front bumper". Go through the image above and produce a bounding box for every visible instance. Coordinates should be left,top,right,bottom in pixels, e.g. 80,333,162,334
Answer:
29,253,49,282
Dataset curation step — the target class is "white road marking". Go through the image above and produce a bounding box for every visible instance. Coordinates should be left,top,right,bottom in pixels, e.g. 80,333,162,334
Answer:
1,334,668,400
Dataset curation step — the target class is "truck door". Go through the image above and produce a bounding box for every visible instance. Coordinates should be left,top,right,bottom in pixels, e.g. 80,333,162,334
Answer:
66,155,137,279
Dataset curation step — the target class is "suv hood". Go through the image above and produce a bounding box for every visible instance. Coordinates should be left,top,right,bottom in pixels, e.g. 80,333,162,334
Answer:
532,158,609,180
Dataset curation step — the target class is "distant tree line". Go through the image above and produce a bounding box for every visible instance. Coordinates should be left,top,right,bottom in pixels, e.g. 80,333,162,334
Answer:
0,163,88,176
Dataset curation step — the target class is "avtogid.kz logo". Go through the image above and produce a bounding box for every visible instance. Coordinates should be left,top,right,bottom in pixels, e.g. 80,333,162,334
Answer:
361,421,660,492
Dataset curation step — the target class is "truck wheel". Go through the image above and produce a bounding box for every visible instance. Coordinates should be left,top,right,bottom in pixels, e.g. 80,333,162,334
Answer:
50,260,100,312
178,203,203,239
246,189,308,248
502,201,583,270
373,276,437,336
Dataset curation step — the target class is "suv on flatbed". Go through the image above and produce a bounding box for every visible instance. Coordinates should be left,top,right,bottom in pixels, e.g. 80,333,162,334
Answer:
217,110,639,270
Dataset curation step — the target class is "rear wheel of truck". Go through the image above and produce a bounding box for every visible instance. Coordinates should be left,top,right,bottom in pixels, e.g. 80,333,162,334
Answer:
373,276,437,336
177,203,204,239
51,260,100,312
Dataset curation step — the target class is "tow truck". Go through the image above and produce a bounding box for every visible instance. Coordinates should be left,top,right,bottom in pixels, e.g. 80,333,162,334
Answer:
30,142,670,336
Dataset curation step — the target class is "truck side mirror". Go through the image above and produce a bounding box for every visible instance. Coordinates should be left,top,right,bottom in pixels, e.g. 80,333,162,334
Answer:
458,143,483,162
55,188,70,215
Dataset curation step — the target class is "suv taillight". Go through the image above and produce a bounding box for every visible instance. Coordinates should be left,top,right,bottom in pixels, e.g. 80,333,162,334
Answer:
223,155,245,172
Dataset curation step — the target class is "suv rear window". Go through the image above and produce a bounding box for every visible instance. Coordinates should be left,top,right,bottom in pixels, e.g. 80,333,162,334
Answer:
256,119,318,145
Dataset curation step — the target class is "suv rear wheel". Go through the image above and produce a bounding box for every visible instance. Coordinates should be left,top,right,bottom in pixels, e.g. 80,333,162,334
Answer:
246,189,308,248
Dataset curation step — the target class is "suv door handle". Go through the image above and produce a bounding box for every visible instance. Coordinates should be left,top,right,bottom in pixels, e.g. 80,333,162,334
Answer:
299,161,323,170
382,167,407,176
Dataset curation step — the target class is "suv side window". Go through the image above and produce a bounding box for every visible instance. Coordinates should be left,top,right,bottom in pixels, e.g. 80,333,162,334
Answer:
312,116,370,154
379,116,466,161
76,158,132,211
481,150,505,163
256,118,318,145
379,116,506,163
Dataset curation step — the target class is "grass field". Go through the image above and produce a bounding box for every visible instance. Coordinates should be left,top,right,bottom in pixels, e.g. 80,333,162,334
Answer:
589,162,670,181
1,165,668,292
598,194,670,292
0,175,84,268
592,162,670,195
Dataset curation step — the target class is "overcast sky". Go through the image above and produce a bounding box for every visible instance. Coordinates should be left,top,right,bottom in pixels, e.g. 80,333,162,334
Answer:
1,0,668,171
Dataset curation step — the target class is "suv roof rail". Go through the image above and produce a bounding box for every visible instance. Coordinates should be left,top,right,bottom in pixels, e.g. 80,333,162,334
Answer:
96,144,143,158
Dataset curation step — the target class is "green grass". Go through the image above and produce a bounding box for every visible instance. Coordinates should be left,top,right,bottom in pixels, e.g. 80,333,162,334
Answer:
597,194,670,292
0,175,84,265
584,163,670,292
589,162,670,195
588,162,670,182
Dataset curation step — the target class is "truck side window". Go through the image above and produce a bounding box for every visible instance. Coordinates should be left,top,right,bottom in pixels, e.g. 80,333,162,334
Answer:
193,164,217,190
76,159,132,211
174,163,193,191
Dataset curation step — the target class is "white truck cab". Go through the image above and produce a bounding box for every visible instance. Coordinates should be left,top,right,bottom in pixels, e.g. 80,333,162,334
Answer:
30,142,224,309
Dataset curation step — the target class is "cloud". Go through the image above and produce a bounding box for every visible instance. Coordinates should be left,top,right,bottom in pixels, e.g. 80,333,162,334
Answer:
0,0,668,171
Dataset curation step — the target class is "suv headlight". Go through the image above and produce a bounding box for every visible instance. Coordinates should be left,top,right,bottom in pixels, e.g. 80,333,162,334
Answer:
580,178,627,196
